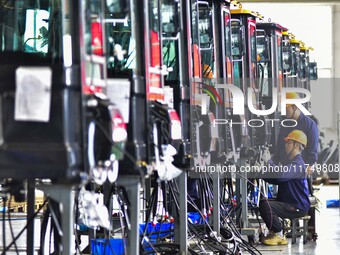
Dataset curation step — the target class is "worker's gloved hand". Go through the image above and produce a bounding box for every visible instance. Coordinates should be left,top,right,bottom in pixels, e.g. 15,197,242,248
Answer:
261,149,271,164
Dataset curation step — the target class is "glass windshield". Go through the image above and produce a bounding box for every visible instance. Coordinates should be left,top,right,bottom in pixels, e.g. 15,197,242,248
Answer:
198,6,212,48
162,0,179,37
231,20,243,58
282,37,292,72
224,11,232,84
224,12,231,57
249,23,257,65
162,0,180,82
256,30,269,62
104,1,134,75
299,52,308,80
277,33,282,74
198,4,214,79
163,40,178,82
256,30,270,97
291,43,300,76
0,0,62,61
106,18,134,73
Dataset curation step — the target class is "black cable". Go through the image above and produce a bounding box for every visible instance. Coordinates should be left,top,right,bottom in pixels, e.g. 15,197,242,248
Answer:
144,243,200,255
142,187,156,237
202,175,262,255
152,182,158,225
188,223,234,254
2,198,48,255
39,200,50,255
161,181,168,220
7,195,19,255
167,183,215,253
222,206,262,255
116,186,129,239
174,184,231,253
142,172,261,254
40,199,62,255
191,195,233,254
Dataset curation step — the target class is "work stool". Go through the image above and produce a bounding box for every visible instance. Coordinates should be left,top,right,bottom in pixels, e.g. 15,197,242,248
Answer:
285,215,311,244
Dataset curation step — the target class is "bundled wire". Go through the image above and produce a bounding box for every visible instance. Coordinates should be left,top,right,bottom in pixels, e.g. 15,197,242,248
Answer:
40,198,63,255
86,98,268,254
2,198,48,255
183,173,263,255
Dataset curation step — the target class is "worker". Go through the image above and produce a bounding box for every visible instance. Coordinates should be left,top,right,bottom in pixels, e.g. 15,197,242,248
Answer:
259,130,311,245
272,92,319,192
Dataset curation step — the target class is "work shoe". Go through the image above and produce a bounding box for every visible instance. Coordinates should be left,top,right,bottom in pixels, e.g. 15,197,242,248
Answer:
262,233,288,245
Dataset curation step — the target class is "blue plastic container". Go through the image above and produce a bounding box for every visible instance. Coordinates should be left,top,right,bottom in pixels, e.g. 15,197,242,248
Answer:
77,224,88,232
139,222,174,239
91,238,126,255
188,212,208,224
326,199,340,208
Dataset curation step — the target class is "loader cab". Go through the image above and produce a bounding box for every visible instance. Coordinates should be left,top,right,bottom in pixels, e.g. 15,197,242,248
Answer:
256,22,285,105
282,30,293,87
0,0,85,181
161,0,192,167
299,43,317,110
299,42,310,89
289,36,301,88
230,8,261,149
230,8,259,92
256,22,286,148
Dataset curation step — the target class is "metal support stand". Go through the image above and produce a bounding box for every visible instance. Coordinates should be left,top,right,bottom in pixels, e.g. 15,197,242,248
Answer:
240,167,248,229
116,176,141,255
237,159,257,236
39,185,74,255
213,169,220,236
27,181,35,255
175,171,188,255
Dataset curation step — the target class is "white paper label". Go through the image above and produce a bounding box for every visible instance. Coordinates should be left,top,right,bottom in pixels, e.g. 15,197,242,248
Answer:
106,79,131,123
15,67,52,122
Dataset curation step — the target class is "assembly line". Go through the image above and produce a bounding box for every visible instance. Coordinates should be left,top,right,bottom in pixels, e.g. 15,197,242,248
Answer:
0,0,325,254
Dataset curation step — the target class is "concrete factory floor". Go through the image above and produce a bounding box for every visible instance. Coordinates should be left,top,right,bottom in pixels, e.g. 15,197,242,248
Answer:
251,184,340,255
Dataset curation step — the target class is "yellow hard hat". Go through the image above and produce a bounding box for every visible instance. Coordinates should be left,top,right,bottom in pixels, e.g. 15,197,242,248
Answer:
257,54,261,62
285,92,300,108
286,92,299,99
284,130,307,147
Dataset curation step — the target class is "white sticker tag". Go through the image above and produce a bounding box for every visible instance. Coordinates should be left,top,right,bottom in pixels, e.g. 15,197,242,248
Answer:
106,79,131,123
15,67,52,122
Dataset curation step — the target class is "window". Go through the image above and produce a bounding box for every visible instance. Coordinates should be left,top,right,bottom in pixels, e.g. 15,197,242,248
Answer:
0,0,62,61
